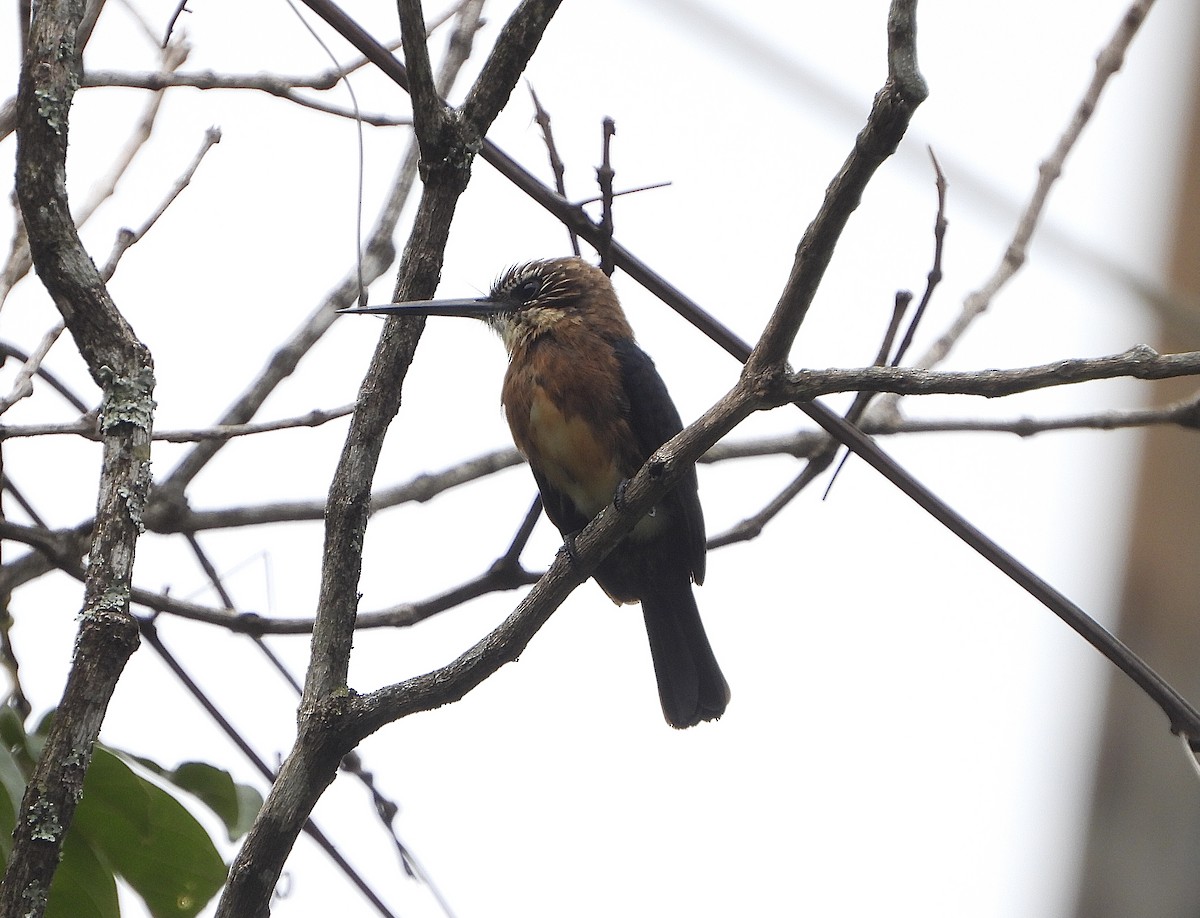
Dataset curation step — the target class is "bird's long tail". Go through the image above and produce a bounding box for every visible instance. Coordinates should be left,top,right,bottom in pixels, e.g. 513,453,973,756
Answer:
640,577,730,728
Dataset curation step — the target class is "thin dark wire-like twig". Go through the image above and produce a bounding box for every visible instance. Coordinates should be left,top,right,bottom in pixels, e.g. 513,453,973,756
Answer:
891,148,947,367
573,182,671,205
336,750,459,917
0,341,90,413
136,617,402,918
501,496,544,568
819,152,946,498
1,477,49,531
284,0,369,307
161,0,189,47
820,289,913,499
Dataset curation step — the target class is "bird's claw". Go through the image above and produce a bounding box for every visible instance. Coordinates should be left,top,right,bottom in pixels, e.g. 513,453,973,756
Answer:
561,530,581,563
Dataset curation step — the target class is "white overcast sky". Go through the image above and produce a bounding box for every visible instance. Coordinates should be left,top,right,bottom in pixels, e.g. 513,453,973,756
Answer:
2,2,1198,917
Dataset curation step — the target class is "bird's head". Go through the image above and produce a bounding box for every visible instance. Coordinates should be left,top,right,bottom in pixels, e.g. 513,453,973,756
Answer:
338,257,634,353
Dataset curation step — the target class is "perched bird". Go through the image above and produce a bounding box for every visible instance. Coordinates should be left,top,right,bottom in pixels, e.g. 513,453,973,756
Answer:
345,257,729,728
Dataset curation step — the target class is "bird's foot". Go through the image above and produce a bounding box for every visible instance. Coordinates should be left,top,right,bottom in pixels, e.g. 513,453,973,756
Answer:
613,478,631,511
613,478,655,518
561,530,582,563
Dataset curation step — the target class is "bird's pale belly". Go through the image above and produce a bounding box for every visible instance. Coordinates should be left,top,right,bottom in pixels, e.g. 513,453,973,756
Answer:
526,389,621,518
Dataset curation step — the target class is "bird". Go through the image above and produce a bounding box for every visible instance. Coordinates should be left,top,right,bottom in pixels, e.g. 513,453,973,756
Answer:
343,257,729,728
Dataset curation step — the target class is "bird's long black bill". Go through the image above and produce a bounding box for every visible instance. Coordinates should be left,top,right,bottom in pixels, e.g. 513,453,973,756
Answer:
337,297,502,318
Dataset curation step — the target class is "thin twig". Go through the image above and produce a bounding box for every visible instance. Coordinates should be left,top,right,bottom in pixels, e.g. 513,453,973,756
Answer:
99,126,222,281
820,289,913,499
0,191,30,312
0,325,67,416
891,148,947,367
572,182,671,205
910,0,1155,371
704,394,1200,462
823,152,947,498
528,84,579,256
0,405,354,442
161,0,188,46
596,117,616,274
82,70,411,125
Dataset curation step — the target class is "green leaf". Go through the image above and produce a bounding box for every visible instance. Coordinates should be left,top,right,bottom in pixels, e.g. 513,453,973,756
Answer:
125,756,262,842
0,706,28,755
0,709,35,862
71,747,228,918
0,740,24,861
46,830,119,918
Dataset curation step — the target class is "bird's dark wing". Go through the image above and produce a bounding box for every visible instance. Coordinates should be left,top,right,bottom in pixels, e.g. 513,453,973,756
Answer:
611,337,707,585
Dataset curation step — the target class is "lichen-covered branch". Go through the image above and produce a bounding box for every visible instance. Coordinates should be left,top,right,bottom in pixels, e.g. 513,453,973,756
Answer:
1,0,155,913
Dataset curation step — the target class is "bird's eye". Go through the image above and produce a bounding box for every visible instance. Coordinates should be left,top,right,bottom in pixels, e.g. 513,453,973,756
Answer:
510,277,541,303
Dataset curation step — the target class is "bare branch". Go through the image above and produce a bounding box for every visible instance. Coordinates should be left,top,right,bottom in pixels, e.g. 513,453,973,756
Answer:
776,346,1200,403
457,0,563,137
893,398,1200,436
99,126,222,280
398,0,444,149
151,447,522,533
746,0,927,372
0,515,538,635
704,394,1200,462
596,117,616,274
81,69,412,126
0,404,353,442
435,0,486,96
528,83,579,255
152,405,354,442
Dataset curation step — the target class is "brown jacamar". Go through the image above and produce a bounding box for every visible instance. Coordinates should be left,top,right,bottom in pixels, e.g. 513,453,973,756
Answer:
344,257,729,728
